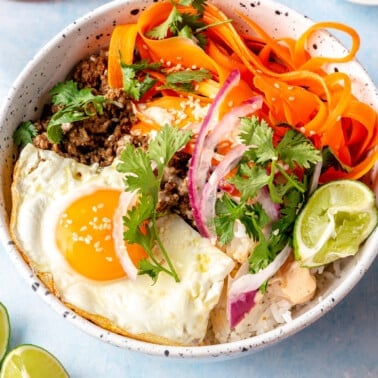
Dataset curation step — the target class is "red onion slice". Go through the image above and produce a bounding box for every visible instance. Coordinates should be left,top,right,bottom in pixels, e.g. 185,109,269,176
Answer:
227,244,291,328
188,70,241,236
200,144,248,240
112,191,139,280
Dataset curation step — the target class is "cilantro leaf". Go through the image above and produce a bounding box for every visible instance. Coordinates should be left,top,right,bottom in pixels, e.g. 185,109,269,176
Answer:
138,259,167,284
277,129,322,169
214,195,245,245
120,60,160,100
146,1,210,48
13,121,38,147
117,125,192,283
117,144,159,199
239,116,276,164
229,163,270,201
166,68,210,85
148,125,192,178
162,68,211,92
248,235,270,274
46,80,105,144
146,5,182,39
214,195,269,246
123,197,155,251
189,0,207,13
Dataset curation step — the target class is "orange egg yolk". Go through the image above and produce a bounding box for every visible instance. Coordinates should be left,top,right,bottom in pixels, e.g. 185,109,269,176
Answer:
55,188,147,281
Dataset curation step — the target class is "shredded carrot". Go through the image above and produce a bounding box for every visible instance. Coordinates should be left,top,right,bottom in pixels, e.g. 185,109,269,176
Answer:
108,24,138,88
106,0,377,181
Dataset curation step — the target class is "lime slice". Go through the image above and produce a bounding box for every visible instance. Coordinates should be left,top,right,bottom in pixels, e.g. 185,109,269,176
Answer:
294,179,377,267
0,303,10,364
0,344,69,378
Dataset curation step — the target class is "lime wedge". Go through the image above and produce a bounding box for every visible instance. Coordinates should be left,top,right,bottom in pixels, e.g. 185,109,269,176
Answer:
294,179,377,267
0,344,69,378
0,303,10,364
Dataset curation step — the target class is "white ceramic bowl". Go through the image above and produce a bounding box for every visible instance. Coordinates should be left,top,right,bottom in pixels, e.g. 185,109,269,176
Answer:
0,0,377,359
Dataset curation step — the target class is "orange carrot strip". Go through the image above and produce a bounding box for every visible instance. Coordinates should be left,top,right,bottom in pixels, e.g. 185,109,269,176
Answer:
253,74,328,135
108,24,138,88
137,2,221,76
320,148,378,182
294,22,360,70
233,8,295,71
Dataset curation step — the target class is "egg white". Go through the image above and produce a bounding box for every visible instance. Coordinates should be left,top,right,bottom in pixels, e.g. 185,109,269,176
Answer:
11,144,235,345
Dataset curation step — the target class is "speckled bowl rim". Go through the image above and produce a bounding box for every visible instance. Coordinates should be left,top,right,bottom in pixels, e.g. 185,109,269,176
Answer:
0,0,377,360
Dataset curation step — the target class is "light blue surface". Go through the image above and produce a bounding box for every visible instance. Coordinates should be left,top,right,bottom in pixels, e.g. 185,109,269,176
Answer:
0,1,377,377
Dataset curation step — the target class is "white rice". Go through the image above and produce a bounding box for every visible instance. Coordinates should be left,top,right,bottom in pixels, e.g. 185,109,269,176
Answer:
207,260,342,344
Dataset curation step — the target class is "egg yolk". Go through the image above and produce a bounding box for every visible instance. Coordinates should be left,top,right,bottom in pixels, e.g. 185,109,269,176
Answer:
55,188,147,281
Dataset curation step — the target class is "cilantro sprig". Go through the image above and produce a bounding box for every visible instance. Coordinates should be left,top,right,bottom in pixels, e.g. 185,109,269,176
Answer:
117,125,192,283
47,80,105,143
120,60,161,100
162,68,211,92
214,116,322,275
146,0,231,49
233,116,322,203
13,121,38,147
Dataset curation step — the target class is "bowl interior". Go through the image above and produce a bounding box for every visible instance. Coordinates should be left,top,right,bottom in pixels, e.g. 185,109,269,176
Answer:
0,0,377,359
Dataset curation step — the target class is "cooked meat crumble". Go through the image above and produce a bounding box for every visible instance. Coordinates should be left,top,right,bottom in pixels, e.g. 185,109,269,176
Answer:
31,49,193,223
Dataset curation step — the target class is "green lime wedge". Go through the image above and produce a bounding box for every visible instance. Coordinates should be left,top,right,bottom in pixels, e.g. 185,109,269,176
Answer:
0,303,10,364
294,179,377,267
0,344,69,378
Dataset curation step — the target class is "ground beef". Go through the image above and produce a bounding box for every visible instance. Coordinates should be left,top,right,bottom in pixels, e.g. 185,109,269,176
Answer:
158,151,194,226
32,50,138,167
31,49,194,222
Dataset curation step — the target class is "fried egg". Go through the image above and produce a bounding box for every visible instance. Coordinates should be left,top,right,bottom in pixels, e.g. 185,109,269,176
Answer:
10,144,234,345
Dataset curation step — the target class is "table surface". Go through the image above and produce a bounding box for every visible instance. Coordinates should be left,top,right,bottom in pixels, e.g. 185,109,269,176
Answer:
0,1,377,377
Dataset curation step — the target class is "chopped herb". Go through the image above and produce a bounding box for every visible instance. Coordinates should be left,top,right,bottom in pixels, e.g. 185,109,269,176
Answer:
161,68,211,92
13,121,38,147
215,116,321,274
47,80,105,143
120,60,161,100
117,125,192,283
214,195,269,246
146,0,216,49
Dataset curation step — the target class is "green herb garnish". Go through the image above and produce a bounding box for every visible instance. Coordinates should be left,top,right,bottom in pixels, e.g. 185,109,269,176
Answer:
146,0,229,49
47,80,105,143
120,60,161,100
117,125,192,283
214,116,322,274
13,121,37,147
162,68,211,92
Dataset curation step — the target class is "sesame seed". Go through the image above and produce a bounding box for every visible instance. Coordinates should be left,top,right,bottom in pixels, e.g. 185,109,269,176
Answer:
288,96,295,102
105,256,113,262
273,82,280,89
